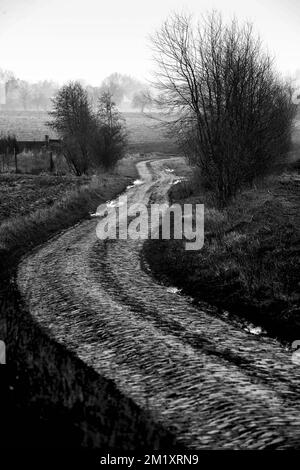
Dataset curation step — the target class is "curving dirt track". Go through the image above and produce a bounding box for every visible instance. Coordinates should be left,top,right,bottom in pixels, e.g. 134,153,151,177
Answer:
18,157,300,449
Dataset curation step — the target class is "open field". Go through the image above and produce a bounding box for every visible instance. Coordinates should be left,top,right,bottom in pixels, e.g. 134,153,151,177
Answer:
0,173,90,223
0,110,178,155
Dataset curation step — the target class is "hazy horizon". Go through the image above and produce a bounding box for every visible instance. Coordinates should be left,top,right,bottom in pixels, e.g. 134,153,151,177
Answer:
0,0,300,86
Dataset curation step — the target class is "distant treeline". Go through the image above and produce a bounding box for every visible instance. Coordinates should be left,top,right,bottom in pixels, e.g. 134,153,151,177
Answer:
0,69,152,112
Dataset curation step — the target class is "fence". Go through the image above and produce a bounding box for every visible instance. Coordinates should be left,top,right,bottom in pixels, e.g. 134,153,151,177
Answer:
0,135,63,174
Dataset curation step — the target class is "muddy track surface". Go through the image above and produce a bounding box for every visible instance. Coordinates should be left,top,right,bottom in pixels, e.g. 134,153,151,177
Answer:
18,157,300,449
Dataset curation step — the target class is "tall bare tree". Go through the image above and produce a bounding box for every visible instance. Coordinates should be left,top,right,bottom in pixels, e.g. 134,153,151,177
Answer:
152,12,296,205
49,84,127,174
48,82,95,175
94,92,127,169
131,89,153,113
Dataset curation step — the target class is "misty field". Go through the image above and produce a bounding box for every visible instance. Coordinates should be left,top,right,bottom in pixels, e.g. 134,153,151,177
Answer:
0,110,178,154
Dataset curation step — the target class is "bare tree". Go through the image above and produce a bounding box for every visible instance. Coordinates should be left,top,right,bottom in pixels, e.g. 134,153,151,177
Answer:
151,12,296,205
100,73,148,108
93,92,127,169
131,89,153,113
18,81,31,110
48,82,95,175
100,73,126,106
48,84,127,174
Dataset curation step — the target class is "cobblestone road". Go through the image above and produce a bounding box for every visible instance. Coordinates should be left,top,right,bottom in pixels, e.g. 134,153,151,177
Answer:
18,157,300,449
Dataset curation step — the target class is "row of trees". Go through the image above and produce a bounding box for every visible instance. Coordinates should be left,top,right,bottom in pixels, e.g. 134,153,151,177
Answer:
0,69,59,110
0,68,153,112
48,82,127,175
90,73,152,110
151,13,296,205
82,74,154,112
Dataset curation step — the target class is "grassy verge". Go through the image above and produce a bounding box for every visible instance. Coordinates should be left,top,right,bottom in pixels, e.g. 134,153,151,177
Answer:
143,166,300,342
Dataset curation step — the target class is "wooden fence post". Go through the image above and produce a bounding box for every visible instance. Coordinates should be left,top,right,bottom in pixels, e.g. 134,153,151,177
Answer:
5,146,8,172
49,151,54,173
14,147,18,173
45,135,54,173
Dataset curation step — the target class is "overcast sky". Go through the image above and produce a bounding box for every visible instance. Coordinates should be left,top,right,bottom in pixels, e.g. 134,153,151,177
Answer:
0,0,299,85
